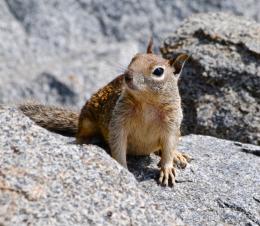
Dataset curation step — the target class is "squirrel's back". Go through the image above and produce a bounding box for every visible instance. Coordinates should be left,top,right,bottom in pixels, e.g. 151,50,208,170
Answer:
79,75,124,140
19,75,124,138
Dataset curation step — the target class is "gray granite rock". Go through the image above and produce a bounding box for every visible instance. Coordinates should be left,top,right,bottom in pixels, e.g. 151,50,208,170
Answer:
1,107,260,225
4,0,260,46
161,13,260,145
0,107,182,226
0,40,139,108
129,135,260,226
1,0,260,107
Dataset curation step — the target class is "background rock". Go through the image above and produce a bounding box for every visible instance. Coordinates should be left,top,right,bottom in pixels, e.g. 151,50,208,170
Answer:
0,107,182,226
1,0,260,107
161,13,260,145
0,39,139,108
1,107,259,225
4,0,260,46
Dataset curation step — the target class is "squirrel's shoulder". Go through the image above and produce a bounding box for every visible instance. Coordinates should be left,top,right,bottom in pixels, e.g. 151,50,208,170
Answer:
88,74,124,108
79,74,124,121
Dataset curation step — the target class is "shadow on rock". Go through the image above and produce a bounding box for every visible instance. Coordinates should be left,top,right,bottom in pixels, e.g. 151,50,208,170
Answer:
128,155,159,183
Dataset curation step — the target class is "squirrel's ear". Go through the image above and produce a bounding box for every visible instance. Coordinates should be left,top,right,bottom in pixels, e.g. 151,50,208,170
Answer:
146,37,153,54
169,53,189,75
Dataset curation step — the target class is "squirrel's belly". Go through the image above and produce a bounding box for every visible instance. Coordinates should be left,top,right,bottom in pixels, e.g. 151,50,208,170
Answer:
127,141,160,156
126,129,161,156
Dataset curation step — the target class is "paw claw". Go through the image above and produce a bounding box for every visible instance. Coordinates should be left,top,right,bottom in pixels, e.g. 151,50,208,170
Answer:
159,166,176,186
159,170,164,184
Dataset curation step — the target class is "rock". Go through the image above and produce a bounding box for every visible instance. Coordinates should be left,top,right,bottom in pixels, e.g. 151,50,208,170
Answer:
4,0,260,46
1,0,260,106
0,41,139,108
161,13,260,145
1,107,260,225
0,107,182,226
129,135,260,226
26,72,78,106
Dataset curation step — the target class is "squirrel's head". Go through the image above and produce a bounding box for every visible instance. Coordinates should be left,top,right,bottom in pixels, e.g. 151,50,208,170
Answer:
124,38,188,99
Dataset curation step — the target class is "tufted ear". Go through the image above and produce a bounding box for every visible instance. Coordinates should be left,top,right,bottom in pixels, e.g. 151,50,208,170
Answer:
146,37,153,54
169,53,189,75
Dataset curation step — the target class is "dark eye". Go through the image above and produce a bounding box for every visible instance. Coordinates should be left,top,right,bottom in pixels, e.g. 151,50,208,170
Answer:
152,67,164,77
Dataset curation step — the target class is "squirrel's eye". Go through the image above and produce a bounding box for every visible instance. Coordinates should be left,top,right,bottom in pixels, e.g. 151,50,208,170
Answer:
152,67,164,77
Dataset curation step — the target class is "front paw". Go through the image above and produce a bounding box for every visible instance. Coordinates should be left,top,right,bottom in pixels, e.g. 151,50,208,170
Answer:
173,151,192,169
157,151,191,169
159,165,176,186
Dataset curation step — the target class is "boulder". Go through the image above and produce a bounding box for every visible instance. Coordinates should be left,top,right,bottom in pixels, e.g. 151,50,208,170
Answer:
0,107,182,226
1,107,259,225
161,13,260,145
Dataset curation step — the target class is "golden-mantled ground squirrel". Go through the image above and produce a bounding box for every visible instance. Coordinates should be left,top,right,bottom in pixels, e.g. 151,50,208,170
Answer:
20,40,190,186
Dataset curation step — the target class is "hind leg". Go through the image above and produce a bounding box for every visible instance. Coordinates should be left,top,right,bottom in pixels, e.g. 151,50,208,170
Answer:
76,117,98,144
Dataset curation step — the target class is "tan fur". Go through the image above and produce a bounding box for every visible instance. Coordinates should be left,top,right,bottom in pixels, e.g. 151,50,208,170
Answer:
76,44,189,185
19,103,78,137
19,41,190,186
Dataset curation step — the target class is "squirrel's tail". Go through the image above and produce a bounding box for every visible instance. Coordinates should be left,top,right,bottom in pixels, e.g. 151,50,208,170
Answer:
19,103,79,137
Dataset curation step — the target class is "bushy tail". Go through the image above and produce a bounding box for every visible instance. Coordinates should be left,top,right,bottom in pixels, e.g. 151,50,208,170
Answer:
19,103,79,137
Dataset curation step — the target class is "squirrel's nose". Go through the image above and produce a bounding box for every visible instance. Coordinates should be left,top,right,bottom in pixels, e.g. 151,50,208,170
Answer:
125,73,133,83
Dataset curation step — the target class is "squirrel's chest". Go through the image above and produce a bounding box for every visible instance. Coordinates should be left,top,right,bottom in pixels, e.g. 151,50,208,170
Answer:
126,104,169,155
140,105,166,124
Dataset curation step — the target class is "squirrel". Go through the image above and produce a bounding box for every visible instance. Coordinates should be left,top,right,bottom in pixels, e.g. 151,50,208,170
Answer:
19,39,190,186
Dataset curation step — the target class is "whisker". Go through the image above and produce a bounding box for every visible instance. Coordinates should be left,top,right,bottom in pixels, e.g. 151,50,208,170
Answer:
104,60,129,74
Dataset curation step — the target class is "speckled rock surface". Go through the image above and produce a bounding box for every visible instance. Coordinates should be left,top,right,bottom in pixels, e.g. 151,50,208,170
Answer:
0,107,182,226
130,136,260,225
1,107,259,225
161,13,260,145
